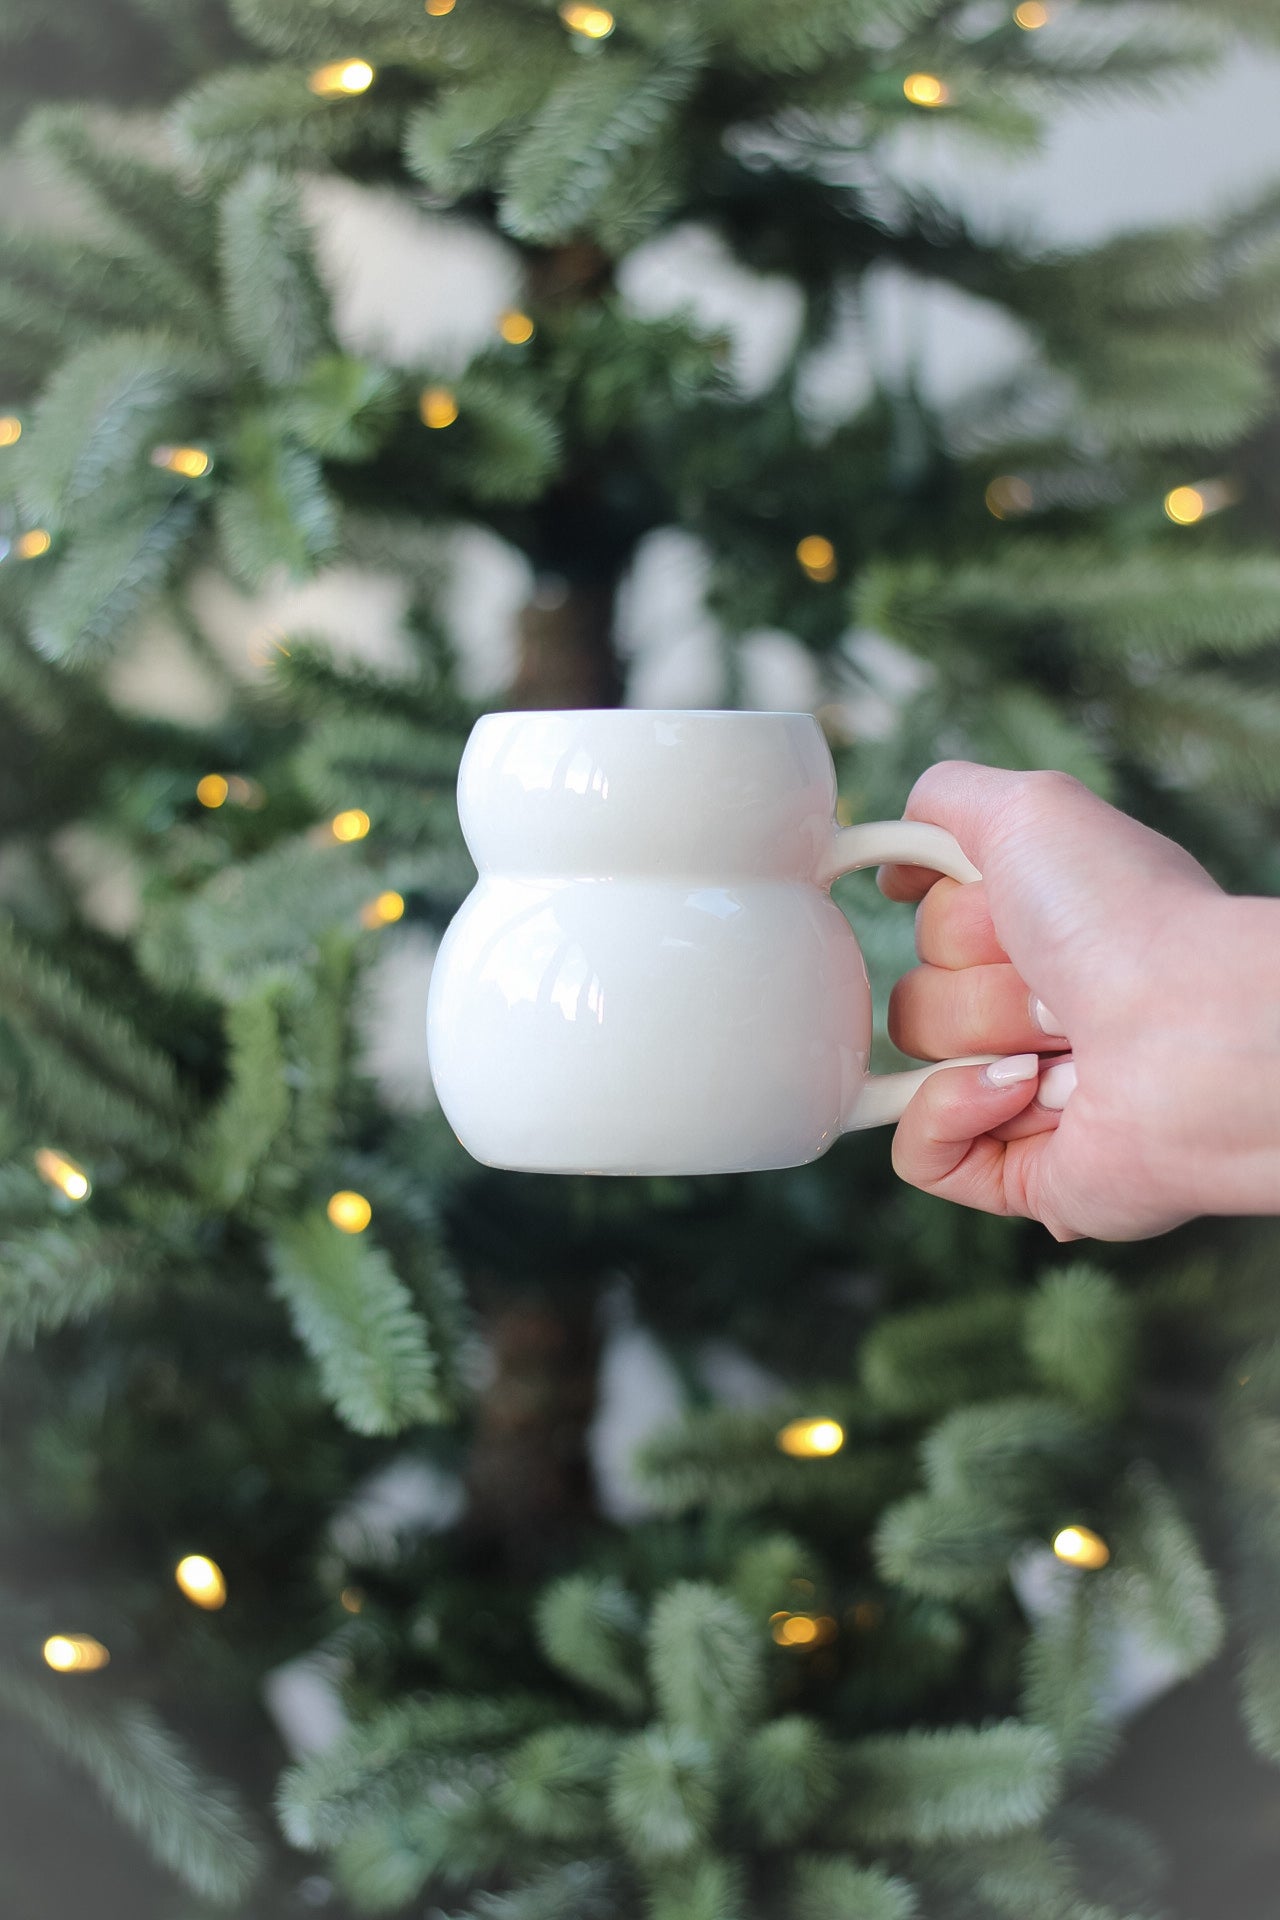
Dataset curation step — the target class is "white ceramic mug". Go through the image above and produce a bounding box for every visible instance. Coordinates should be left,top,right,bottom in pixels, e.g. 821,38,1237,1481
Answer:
427,709,990,1175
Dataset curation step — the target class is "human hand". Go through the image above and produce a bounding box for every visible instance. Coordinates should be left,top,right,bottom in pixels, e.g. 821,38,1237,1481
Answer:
880,762,1280,1241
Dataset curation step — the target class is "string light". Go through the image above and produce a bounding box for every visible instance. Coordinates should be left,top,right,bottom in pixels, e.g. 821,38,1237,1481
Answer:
497,309,535,345
175,1555,227,1610
360,890,405,928
0,416,22,447
1013,1,1050,24
419,386,459,429
770,1612,838,1648
1164,485,1205,525
985,474,1034,519
425,0,457,11
340,1586,365,1614
1164,478,1237,526
903,72,949,107
43,1634,110,1672
151,444,212,478
796,534,837,582
15,529,51,559
35,1149,91,1203
308,58,375,96
197,774,229,809
776,1416,845,1458
1052,1525,1110,1570
327,1190,372,1234
559,3,615,36
331,808,371,843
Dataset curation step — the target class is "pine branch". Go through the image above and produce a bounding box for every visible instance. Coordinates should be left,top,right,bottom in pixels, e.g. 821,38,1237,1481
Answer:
498,48,700,246
196,990,293,1214
182,842,369,999
0,233,202,367
1111,1466,1223,1672
438,1861,616,1920
608,1725,716,1862
404,59,564,201
333,1778,519,1907
172,63,403,174
1020,1576,1120,1777
859,1294,1026,1418
535,1574,647,1716
637,1406,903,1517
0,1668,260,1905
218,165,333,387
875,1494,1025,1601
643,1853,744,1920
0,925,187,1158
499,1726,620,1843
966,685,1116,799
0,1221,158,1350
860,544,1280,665
1024,1266,1136,1418
920,1398,1098,1521
278,1694,551,1847
648,1582,762,1753
29,497,199,666
215,415,337,585
790,1855,919,1920
840,1722,1062,1845
293,711,463,846
1111,670,1280,801
269,1209,444,1434
732,1717,839,1847
17,331,213,531
23,106,219,299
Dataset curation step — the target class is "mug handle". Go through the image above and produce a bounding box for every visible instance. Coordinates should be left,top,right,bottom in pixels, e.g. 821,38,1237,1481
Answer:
819,819,997,1133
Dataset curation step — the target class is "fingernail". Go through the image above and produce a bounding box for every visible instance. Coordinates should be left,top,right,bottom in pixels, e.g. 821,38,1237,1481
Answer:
981,1053,1039,1088
1031,996,1065,1036
1037,1059,1077,1110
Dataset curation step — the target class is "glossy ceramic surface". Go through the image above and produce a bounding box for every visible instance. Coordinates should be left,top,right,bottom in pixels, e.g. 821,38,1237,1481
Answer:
427,710,982,1175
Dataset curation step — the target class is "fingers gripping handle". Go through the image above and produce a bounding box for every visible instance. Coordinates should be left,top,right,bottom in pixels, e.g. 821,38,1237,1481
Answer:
825,819,993,1134
819,819,981,888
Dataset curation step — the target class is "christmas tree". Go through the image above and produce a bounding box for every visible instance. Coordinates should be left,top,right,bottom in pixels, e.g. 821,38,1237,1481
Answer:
2,0,1280,1913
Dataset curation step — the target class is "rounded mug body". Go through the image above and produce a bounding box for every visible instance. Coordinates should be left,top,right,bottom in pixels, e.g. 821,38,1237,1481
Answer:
426,709,871,1174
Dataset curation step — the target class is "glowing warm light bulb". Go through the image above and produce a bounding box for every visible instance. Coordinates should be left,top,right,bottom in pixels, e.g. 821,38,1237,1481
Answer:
43,1634,110,1672
1013,1,1050,24
151,444,212,478
795,534,837,582
559,3,615,36
340,1586,365,1614
35,1148,91,1203
360,890,405,929
0,416,22,446
1052,1525,1111,1570
776,1417,845,1458
175,1554,228,1610
1164,485,1205,526
331,808,371,842
196,773,230,809
327,1190,372,1234
498,309,536,345
419,386,459,429
985,474,1034,519
903,72,948,106
308,58,375,96
425,0,457,11
770,1612,838,1648
16,529,51,559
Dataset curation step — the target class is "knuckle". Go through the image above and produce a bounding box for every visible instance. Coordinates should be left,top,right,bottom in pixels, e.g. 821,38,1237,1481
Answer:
1015,767,1085,809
